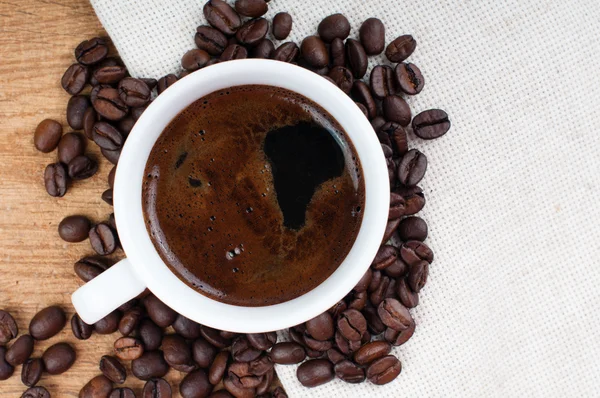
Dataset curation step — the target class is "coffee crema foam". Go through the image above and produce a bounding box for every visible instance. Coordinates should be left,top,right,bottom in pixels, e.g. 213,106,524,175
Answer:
143,85,365,306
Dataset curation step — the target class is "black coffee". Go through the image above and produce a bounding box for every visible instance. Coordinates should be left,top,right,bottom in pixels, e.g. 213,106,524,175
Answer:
142,85,364,306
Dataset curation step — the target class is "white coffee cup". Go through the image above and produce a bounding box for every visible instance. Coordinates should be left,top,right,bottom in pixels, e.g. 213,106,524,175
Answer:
72,59,389,333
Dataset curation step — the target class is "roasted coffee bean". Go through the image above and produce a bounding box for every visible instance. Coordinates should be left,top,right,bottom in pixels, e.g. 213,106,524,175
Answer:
382,144,396,186
328,300,348,318
161,334,194,371
44,163,67,197
89,223,117,255
395,62,424,95
157,74,178,95
403,188,426,215
301,36,329,68
114,337,144,361
219,330,237,339
181,49,211,72
21,386,50,398
318,14,350,43
355,102,368,118
58,214,90,243
354,341,391,365
269,342,305,365
200,326,231,349
398,149,427,186
272,387,287,398
102,189,114,205
303,333,333,352
412,108,451,140
93,87,129,121
362,306,386,334
94,310,121,334
353,268,372,292
382,122,408,155
93,122,124,151
231,336,261,362
29,306,66,340
223,374,255,397
386,35,416,63
256,367,274,395
325,348,345,365
297,359,334,387
247,332,277,350
398,216,428,241
74,257,109,282
251,39,274,59
337,309,367,341
273,42,299,63
227,362,261,389
400,240,433,265
372,245,399,270
190,337,216,369
6,334,34,366
383,258,407,278
180,369,213,398
22,358,43,387
57,133,85,165
34,119,63,153
386,322,415,346
334,359,365,383
346,39,368,79
93,65,127,85
208,351,229,385
370,65,397,100
305,312,334,341
143,378,171,398
272,12,292,40
359,18,385,55
76,37,108,65
109,387,136,398
389,192,406,220
132,351,169,380
118,307,143,336
378,298,413,331
352,81,377,119
304,347,325,358
328,66,353,94
248,355,273,377
66,96,90,131
0,346,14,380
204,0,242,35
328,37,345,67
71,313,94,340
170,315,200,340
0,310,18,344
61,63,89,95
236,18,269,46
80,375,113,398
369,275,390,306
234,0,267,17
366,355,401,385
369,270,383,292
100,355,127,384
143,294,176,328
138,77,157,91
347,290,368,311
219,44,248,61
138,319,163,351
117,299,137,313
107,165,117,189
117,114,136,134
118,77,151,107
396,278,419,308
101,147,121,165
195,26,228,56
383,95,411,126
83,107,99,140
42,342,75,374
408,260,429,293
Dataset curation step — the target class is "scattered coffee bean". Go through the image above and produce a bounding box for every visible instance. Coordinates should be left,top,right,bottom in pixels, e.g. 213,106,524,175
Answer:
318,14,350,43
366,355,401,385
143,294,176,328
337,309,367,341
58,214,90,242
99,355,127,384
44,162,68,197
118,77,151,107
114,337,144,361
138,318,163,351
329,37,345,67
68,154,98,180
71,313,94,340
88,223,117,255
397,149,427,186
21,358,43,387
257,367,274,395
412,109,451,140
6,334,34,366
395,62,424,95
359,18,385,55
79,375,113,398
57,132,86,165
93,87,129,121
303,332,333,352
93,122,124,151
346,39,368,79
157,74,178,95
334,359,365,383
180,369,213,398
400,240,433,265
42,342,75,375
195,26,228,56
378,298,413,331
397,216,428,241
369,275,390,306
382,95,411,126
0,310,18,344
370,65,397,100
161,334,194,371
143,378,171,398
29,306,66,340
220,44,248,61
396,278,419,308
362,307,386,335
21,386,50,398
382,143,396,186
181,49,211,72
75,37,108,65
352,81,377,119
354,341,391,365
34,119,63,153
386,35,416,63
236,18,269,46
0,346,14,380
328,300,348,319
353,268,372,293
273,42,299,63
247,332,277,350
83,107,99,140
61,63,89,95
101,147,121,165
132,351,169,380
328,66,353,94
208,351,229,385
297,359,334,387
269,342,305,365
407,260,429,293
389,192,407,220
231,336,261,362
301,36,329,68
102,189,114,206
305,312,334,341
251,38,275,59
204,0,242,35
371,245,399,270
94,310,121,334
325,348,345,365
272,12,292,40
109,387,136,398
200,326,232,349
94,65,127,85
74,256,109,282
234,0,267,17
118,307,142,336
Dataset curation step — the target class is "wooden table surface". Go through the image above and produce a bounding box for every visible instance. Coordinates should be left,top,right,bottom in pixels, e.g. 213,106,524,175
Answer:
0,1,187,396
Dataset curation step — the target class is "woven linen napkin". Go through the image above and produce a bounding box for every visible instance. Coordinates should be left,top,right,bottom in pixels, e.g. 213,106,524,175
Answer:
89,0,600,396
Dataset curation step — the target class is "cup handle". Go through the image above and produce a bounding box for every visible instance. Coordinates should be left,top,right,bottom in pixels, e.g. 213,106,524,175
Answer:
71,258,146,325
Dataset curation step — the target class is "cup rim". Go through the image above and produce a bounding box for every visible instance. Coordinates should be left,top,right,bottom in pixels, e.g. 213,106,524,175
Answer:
114,59,389,332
